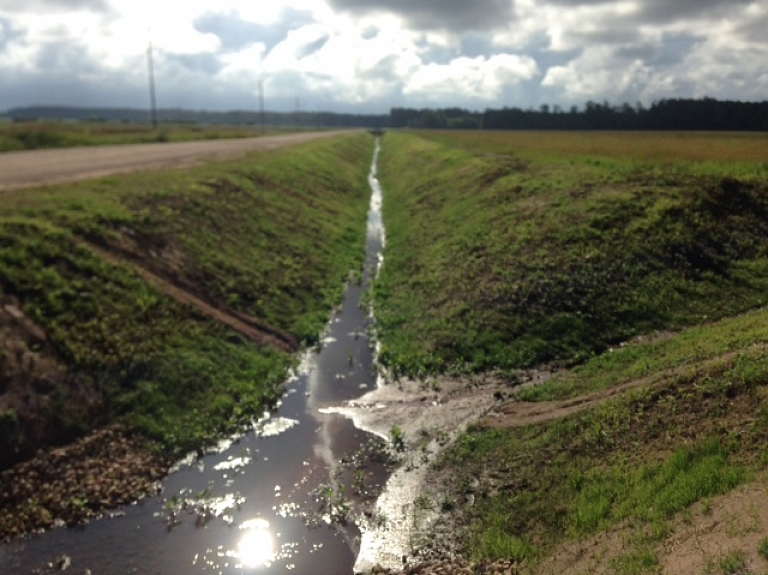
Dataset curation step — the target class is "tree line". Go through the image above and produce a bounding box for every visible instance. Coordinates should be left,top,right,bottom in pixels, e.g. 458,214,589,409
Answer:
391,98,768,131
5,106,390,129
7,98,767,131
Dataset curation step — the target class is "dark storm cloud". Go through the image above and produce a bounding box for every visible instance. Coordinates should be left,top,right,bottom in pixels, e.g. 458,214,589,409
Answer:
0,0,109,12
193,8,314,52
638,0,754,24
543,0,753,24
326,0,515,32
737,12,768,44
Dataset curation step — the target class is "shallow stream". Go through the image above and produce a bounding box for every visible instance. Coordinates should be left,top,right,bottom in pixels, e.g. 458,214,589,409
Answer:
0,139,387,575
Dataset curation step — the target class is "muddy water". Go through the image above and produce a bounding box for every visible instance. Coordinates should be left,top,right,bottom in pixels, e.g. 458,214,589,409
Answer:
0,140,386,575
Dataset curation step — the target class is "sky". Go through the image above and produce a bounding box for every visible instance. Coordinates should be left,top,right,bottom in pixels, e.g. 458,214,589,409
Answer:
1,0,767,114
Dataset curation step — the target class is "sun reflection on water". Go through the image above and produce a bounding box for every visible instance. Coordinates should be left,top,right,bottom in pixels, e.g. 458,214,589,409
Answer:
234,518,275,568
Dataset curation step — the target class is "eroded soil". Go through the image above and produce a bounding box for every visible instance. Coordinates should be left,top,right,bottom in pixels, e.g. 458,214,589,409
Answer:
82,233,299,353
0,425,169,541
0,289,102,470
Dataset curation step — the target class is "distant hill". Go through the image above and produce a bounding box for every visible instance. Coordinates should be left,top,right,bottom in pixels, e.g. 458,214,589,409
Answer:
4,106,391,129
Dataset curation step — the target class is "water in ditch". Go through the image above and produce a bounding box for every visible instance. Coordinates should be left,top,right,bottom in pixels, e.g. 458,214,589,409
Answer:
0,139,387,575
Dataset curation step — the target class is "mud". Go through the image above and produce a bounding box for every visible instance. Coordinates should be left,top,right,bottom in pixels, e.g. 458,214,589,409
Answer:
0,426,169,540
323,374,517,572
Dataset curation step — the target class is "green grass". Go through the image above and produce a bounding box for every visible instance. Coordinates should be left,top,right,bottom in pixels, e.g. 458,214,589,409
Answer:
758,537,768,561
519,302,768,402
0,121,273,152
374,131,768,378
709,550,751,575
377,130,768,573
0,133,373,459
438,348,768,569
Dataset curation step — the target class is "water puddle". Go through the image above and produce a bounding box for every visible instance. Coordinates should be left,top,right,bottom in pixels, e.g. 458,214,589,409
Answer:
0,139,388,575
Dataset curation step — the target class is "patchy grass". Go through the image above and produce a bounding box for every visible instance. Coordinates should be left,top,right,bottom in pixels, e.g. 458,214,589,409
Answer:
377,130,768,573
0,133,373,461
0,121,274,152
374,131,768,378
436,347,768,570
519,304,768,402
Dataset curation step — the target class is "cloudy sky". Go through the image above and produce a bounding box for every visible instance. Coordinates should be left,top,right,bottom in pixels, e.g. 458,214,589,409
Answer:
1,0,766,114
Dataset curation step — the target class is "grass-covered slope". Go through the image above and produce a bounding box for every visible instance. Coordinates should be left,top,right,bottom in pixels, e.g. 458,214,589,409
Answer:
0,133,373,466
374,131,768,378
438,345,768,572
375,131,768,575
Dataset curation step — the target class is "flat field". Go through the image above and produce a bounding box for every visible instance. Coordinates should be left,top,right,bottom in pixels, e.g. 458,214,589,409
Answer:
0,132,373,467
374,130,768,574
0,121,272,152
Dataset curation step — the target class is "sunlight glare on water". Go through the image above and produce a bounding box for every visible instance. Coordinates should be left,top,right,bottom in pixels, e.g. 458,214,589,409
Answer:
235,518,275,568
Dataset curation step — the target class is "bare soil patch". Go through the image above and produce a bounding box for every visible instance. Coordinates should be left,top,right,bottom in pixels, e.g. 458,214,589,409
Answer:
0,426,169,541
82,237,298,353
479,348,755,430
537,475,768,575
0,289,102,470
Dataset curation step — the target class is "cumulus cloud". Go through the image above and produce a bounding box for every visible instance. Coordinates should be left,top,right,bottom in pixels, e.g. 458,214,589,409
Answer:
0,0,109,13
0,0,766,113
193,8,315,52
542,46,656,101
0,17,24,52
326,0,515,32
405,54,539,101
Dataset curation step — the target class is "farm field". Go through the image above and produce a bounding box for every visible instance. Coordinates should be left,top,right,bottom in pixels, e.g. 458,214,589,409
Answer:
0,131,373,470
0,121,275,152
373,130,768,574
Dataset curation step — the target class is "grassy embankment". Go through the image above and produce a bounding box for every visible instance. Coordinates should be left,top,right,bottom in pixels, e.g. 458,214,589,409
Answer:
0,132,373,465
374,131,768,573
0,121,273,152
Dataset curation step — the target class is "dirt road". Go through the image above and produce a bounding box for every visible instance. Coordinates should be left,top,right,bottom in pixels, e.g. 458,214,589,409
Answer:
0,130,361,191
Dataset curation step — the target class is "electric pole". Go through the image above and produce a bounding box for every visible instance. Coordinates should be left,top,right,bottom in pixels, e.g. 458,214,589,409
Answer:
147,41,158,129
258,78,265,134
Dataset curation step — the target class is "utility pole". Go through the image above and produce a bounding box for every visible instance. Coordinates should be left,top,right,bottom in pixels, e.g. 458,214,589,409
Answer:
258,78,265,134
146,41,158,129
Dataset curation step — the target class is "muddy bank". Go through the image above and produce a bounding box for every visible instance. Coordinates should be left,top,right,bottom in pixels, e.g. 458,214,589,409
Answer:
0,290,103,470
0,426,169,541
322,373,524,572
368,558,523,575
